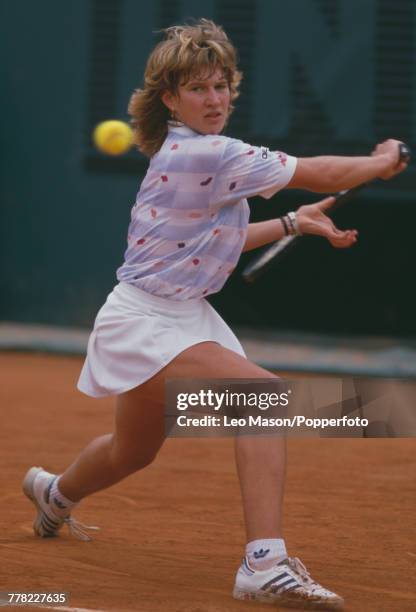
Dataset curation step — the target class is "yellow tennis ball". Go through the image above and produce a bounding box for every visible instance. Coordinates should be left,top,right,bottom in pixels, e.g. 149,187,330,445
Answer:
93,120,133,155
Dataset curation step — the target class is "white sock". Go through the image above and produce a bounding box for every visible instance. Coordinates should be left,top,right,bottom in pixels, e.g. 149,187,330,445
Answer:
246,538,287,570
49,477,78,518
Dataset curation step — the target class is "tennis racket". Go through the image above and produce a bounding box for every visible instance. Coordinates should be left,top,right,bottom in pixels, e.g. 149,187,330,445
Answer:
242,143,411,283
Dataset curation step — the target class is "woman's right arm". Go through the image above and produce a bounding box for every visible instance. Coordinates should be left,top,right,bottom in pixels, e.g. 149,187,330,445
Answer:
287,139,408,193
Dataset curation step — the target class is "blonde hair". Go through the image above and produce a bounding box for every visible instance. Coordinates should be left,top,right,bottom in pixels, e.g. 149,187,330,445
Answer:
128,19,242,158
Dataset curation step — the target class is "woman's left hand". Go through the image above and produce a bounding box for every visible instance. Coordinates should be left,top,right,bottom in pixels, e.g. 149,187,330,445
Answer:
296,197,358,248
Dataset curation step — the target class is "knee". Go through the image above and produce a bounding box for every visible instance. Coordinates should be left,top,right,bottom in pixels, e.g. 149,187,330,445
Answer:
131,448,159,471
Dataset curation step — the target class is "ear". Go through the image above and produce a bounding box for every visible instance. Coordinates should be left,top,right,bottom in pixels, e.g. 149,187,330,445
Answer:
161,90,176,112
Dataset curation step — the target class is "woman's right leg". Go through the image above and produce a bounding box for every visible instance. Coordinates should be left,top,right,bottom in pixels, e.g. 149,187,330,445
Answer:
22,380,167,538
58,385,166,501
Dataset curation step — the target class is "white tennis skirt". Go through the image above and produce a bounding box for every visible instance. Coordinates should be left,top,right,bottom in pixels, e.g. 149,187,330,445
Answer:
77,281,246,397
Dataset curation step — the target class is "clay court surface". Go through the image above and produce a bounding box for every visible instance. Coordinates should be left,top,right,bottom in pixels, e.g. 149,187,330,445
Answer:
1,353,415,612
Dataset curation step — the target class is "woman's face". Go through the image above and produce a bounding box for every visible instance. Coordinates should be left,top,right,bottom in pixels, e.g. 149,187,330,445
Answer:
162,68,231,135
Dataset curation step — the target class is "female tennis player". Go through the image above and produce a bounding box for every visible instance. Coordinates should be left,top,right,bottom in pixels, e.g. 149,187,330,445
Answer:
23,19,407,610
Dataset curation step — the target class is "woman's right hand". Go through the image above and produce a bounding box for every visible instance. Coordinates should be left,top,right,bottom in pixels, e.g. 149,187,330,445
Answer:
372,139,408,179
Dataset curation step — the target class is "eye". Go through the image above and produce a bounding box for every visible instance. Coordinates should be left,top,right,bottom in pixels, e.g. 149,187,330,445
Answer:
216,83,228,90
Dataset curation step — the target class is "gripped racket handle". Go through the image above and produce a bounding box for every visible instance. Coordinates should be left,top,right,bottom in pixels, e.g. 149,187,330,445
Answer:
399,142,411,162
242,142,411,283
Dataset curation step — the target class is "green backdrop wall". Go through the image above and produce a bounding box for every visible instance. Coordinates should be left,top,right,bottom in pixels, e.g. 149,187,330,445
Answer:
1,0,415,335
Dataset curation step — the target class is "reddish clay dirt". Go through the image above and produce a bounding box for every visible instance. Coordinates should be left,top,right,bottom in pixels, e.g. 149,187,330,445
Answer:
1,353,415,612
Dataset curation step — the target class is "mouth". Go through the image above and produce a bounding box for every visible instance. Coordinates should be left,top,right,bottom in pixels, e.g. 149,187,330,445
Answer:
204,112,223,120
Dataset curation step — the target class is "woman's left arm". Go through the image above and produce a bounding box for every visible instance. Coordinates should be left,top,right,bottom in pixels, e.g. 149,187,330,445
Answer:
242,218,286,252
242,197,358,253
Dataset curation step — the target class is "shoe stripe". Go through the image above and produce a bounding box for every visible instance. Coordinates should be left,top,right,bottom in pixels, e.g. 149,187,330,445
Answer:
261,572,290,590
272,577,300,593
40,518,57,535
44,476,57,504
41,511,60,527
41,513,58,528
41,512,60,530
243,557,255,575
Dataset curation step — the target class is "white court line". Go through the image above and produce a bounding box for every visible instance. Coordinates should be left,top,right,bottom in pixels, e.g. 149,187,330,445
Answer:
42,607,107,612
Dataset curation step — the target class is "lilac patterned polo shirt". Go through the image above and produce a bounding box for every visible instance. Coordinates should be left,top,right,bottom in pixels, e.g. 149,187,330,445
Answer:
116,122,297,300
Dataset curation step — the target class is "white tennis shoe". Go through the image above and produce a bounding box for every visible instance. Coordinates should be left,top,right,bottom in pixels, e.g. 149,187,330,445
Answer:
22,466,99,541
233,556,344,610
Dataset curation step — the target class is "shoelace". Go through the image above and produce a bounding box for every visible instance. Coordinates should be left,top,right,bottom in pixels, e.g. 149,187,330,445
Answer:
63,517,100,541
287,557,316,587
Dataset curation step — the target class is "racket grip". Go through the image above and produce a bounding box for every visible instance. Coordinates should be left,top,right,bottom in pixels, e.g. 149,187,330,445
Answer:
399,143,411,162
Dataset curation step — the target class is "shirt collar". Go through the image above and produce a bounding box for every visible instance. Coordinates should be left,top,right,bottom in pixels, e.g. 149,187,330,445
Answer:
167,120,199,137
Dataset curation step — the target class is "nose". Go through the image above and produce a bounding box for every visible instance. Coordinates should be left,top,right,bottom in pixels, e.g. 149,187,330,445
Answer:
205,87,221,106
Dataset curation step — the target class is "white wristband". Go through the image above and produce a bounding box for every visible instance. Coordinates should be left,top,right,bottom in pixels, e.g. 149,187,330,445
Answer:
287,211,301,236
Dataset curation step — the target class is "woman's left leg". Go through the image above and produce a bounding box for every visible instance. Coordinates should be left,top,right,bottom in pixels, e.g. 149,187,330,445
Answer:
234,434,287,541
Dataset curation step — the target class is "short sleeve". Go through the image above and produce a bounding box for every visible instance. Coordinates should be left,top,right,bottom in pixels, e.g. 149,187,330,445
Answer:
211,138,297,205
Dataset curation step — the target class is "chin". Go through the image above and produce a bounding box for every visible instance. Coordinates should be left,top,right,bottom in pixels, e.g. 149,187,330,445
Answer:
191,120,225,136
203,124,225,135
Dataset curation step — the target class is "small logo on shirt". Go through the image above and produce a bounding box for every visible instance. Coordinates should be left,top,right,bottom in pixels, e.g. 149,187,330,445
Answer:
253,548,270,559
261,147,269,160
